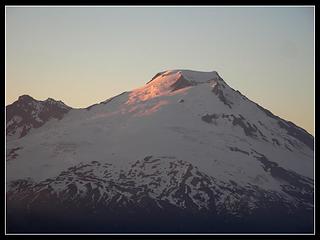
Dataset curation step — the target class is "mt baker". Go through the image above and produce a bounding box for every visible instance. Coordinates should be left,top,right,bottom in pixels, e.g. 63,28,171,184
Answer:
6,70,314,233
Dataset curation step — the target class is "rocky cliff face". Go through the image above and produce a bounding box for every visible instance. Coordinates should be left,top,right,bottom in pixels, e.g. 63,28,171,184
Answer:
6,95,71,140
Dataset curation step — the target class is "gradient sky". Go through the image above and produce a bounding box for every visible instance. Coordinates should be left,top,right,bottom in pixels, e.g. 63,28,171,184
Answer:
5,6,314,134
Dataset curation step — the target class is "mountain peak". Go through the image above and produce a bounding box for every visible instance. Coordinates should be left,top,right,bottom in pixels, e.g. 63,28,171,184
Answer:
44,97,70,108
45,97,56,102
6,68,314,233
17,94,35,102
128,69,222,104
147,69,221,85
6,95,72,140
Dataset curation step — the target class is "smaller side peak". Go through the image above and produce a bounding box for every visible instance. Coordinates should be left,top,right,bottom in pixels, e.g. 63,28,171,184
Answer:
45,97,64,104
44,98,71,109
45,97,57,102
18,95,34,102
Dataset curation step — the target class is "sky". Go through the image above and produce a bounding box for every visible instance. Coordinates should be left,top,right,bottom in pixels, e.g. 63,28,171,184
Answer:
5,6,314,134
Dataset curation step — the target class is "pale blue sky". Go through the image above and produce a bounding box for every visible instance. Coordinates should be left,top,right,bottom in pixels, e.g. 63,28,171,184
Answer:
6,6,314,134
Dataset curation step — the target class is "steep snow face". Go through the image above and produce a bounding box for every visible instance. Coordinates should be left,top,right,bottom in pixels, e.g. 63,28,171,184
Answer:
6,70,314,233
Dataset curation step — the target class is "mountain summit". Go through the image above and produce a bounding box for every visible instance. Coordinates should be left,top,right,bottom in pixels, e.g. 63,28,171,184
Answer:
6,70,314,233
129,70,221,104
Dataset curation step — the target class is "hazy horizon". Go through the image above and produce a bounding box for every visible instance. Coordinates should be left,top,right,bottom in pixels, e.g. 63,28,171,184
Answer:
5,6,314,134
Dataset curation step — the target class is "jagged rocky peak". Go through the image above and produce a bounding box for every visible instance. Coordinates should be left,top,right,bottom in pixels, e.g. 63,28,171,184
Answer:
6,95,72,140
17,94,35,102
44,97,71,109
15,95,69,108
45,97,57,102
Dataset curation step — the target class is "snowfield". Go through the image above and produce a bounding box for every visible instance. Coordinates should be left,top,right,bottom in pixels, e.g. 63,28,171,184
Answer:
6,69,314,233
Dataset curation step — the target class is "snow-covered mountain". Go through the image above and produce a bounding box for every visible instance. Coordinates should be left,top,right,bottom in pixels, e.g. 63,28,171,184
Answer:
6,95,71,141
6,70,314,233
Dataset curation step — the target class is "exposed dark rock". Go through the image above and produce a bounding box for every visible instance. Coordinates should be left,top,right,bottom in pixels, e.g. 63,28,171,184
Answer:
235,90,248,100
284,145,293,152
143,155,153,161
278,121,314,151
18,94,35,102
6,96,71,138
6,156,314,233
170,75,193,92
241,92,312,149
272,138,280,146
256,104,280,120
231,115,258,137
6,147,22,161
229,147,249,155
284,137,295,147
39,101,70,121
238,114,245,120
254,153,278,172
253,151,313,204
201,114,219,123
258,129,267,138
20,126,30,138
212,84,233,109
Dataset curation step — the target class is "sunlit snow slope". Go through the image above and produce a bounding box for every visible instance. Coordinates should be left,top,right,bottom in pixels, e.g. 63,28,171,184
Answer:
6,70,314,233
